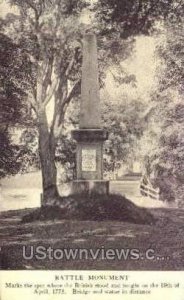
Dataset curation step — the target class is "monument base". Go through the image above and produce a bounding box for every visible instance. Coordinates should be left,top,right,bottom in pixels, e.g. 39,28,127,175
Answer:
72,180,109,195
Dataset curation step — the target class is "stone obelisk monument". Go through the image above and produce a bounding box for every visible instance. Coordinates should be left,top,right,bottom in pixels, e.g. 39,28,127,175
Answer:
72,33,109,194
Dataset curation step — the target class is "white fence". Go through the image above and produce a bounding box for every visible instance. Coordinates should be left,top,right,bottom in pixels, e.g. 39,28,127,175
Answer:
140,177,160,200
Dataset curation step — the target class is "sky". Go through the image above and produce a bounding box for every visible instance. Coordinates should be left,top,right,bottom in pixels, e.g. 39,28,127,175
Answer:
105,35,157,103
125,36,157,97
0,1,18,17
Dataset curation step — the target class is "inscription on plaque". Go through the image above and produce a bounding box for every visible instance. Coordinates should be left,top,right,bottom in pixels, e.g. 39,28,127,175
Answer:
82,149,96,171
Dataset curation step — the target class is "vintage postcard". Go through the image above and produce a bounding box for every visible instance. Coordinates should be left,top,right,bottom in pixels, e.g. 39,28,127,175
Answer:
0,0,183,299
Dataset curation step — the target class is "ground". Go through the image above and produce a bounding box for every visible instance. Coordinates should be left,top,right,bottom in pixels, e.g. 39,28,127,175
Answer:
0,172,183,270
0,206,184,270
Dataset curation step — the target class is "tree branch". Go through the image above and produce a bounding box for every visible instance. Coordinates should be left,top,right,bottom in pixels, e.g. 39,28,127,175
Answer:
52,79,81,138
23,0,40,20
44,77,59,107
65,54,76,78
58,79,81,125
42,55,54,89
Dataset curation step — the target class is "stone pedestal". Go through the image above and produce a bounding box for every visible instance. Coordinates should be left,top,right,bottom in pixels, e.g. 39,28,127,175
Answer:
72,180,109,195
72,129,109,194
72,129,107,179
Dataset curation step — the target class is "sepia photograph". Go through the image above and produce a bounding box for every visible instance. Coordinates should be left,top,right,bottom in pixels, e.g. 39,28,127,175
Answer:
0,0,183,274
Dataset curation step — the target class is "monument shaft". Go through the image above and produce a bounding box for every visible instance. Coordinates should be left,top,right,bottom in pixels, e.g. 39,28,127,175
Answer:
80,34,101,128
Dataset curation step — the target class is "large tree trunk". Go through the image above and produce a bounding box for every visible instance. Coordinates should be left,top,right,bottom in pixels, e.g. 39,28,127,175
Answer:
38,108,60,205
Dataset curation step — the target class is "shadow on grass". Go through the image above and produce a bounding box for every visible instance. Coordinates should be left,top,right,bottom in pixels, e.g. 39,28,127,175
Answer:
22,193,155,225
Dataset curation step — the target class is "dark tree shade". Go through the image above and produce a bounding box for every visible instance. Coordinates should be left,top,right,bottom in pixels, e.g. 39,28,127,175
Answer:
0,32,28,126
0,32,31,177
95,0,175,38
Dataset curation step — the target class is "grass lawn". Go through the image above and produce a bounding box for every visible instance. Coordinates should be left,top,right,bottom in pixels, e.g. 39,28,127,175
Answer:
0,203,184,270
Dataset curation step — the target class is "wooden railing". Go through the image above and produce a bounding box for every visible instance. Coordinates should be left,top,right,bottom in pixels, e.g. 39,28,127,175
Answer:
140,177,160,200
